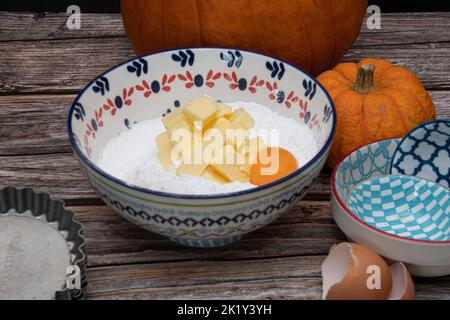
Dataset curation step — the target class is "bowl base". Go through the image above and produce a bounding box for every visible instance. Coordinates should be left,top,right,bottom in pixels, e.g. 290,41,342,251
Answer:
169,235,243,248
405,263,450,277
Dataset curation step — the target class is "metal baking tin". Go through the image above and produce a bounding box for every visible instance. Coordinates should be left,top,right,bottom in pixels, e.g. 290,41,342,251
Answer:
0,187,87,300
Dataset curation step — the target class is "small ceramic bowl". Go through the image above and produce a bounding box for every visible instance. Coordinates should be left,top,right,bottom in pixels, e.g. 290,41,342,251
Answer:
391,119,450,188
68,48,336,248
331,139,450,277
348,175,450,241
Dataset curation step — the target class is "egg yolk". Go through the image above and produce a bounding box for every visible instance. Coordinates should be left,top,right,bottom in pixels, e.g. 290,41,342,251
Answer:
250,147,298,186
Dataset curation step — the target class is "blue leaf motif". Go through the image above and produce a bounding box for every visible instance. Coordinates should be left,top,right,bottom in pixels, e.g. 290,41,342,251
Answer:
304,111,311,124
91,76,109,95
73,102,86,121
139,58,148,74
220,50,243,68
172,50,195,67
322,104,332,123
266,60,285,80
303,79,317,100
235,51,243,68
126,59,148,77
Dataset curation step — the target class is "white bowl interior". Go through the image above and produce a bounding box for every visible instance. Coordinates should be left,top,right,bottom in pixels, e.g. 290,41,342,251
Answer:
69,49,335,169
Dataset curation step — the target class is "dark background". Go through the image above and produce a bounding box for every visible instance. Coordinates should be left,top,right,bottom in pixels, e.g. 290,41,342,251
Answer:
0,0,449,13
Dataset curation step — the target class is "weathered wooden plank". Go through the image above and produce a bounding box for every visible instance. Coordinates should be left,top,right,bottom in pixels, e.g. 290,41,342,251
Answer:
341,44,450,89
356,13,450,46
0,94,74,155
68,201,343,267
0,38,133,94
1,11,450,47
1,92,448,203
67,202,449,300
87,278,323,300
0,152,95,201
415,277,450,300
1,10,449,301
0,148,333,202
0,12,125,41
1,31,450,94
1,92,448,157
85,255,450,300
86,256,324,300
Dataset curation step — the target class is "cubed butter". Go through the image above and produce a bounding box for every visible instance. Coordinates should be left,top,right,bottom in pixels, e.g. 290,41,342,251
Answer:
226,121,247,148
213,117,232,133
216,103,233,118
184,97,218,128
245,137,267,164
204,117,231,140
155,131,172,169
201,166,229,184
211,146,250,183
231,108,255,129
162,108,190,130
156,98,261,184
237,137,266,176
176,163,208,177
213,164,250,183
168,118,193,134
203,117,231,154
239,164,251,176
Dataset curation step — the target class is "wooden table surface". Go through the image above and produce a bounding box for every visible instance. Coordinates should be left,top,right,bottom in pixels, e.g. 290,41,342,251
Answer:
1,11,450,300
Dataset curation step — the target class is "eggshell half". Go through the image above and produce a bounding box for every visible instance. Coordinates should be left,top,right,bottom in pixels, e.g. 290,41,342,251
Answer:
388,262,416,300
322,242,392,300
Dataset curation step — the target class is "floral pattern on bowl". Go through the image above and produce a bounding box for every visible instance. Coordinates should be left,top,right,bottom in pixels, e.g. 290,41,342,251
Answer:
68,48,336,247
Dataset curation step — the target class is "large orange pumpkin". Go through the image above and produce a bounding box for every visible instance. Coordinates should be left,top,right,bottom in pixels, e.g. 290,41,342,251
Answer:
121,0,368,75
317,58,436,167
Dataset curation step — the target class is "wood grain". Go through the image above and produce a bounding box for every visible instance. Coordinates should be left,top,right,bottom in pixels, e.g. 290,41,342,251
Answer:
1,11,450,46
59,202,450,300
2,38,450,94
0,151,333,203
356,13,450,46
86,256,324,300
341,43,450,89
85,256,450,300
0,94,74,155
1,11,450,300
1,12,450,94
0,12,125,41
0,37,133,94
68,201,343,267
1,92,449,156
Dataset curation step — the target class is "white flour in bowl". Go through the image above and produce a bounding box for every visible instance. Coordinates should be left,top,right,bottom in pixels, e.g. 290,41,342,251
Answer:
97,101,318,195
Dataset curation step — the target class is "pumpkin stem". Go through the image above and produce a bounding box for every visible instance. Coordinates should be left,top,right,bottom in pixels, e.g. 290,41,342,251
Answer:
353,64,375,94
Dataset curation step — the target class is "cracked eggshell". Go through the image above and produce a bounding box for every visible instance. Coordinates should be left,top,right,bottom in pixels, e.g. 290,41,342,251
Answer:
388,262,416,300
322,242,392,300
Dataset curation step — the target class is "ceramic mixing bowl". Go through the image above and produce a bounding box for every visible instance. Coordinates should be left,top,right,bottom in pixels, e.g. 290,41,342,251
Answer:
332,139,450,276
68,48,336,247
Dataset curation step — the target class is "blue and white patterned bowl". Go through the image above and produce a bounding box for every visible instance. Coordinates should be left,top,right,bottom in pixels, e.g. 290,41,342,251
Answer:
348,175,450,242
391,119,450,189
332,139,450,276
68,48,336,248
